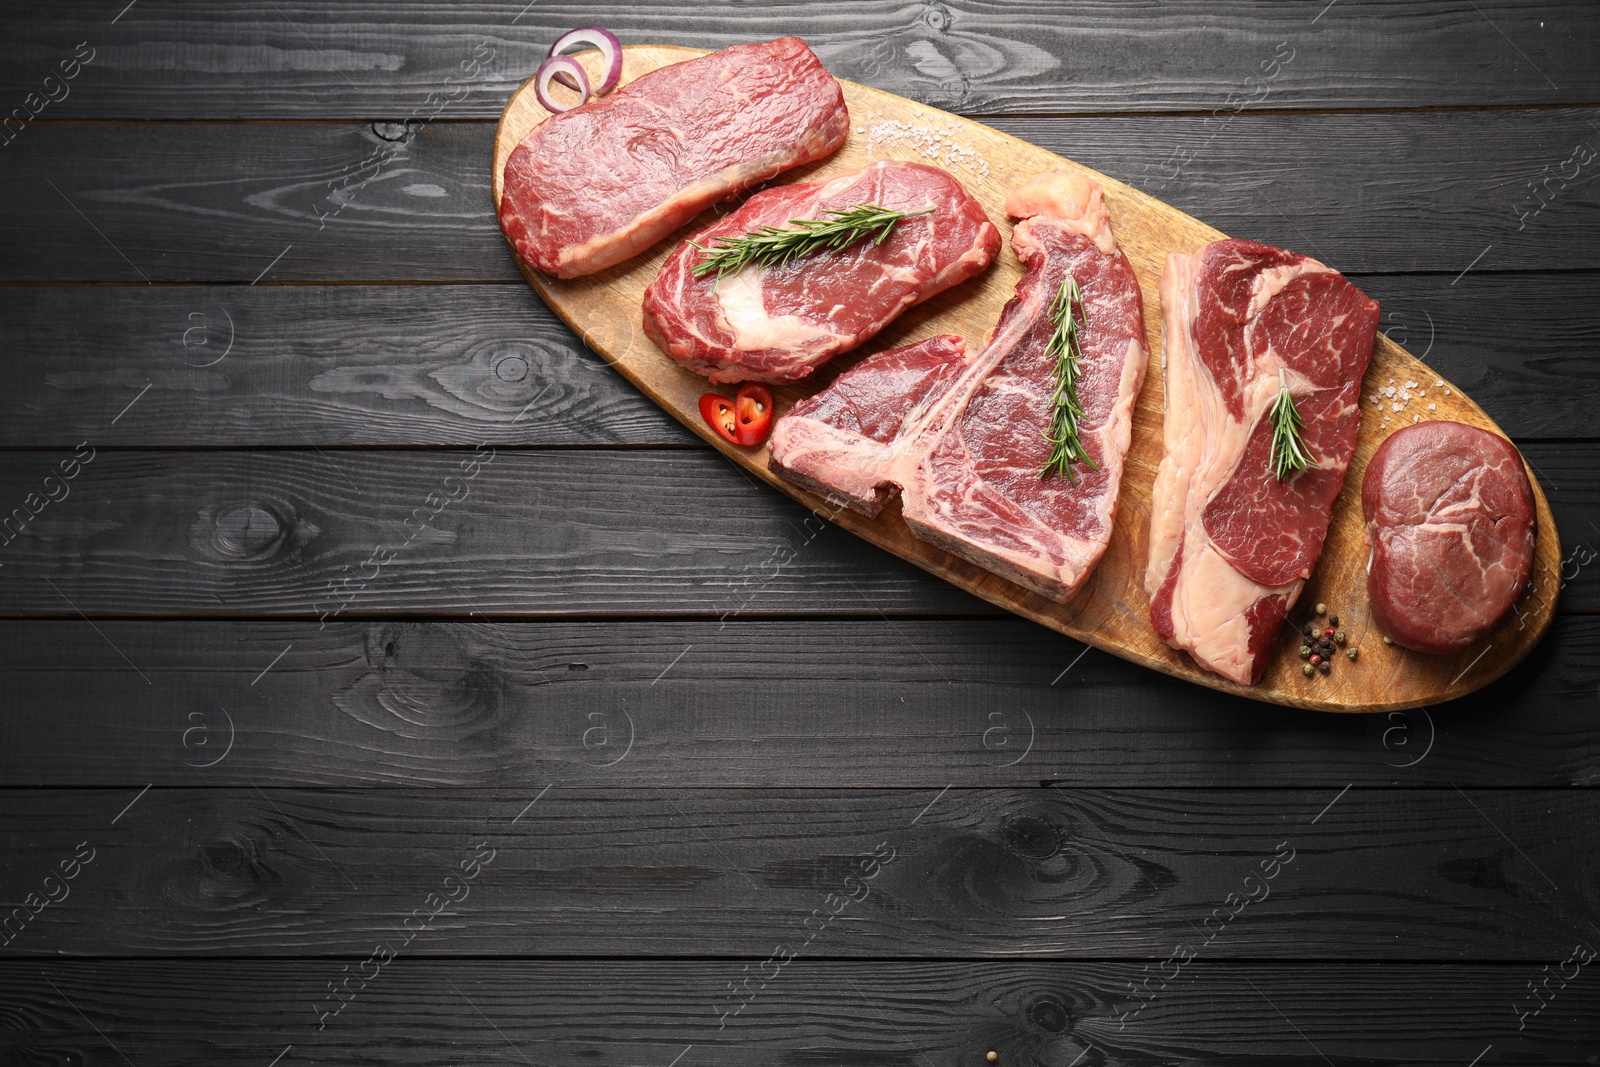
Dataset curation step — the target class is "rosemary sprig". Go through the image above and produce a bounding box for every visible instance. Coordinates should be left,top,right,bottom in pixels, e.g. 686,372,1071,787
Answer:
690,203,934,284
1268,368,1319,481
1039,274,1099,485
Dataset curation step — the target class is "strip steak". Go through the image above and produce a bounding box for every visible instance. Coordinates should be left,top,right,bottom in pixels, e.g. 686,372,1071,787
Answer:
498,37,848,279
1363,420,1536,654
769,171,1149,602
1145,239,1379,684
645,161,999,383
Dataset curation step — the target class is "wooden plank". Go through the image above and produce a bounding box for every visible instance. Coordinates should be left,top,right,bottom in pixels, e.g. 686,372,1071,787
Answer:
0,617,1596,789
1,787,1594,960
0,285,692,448
0,445,1592,617
0,273,1593,447
3,108,1600,283
493,45,1563,715
3,1,1597,118
1,961,1594,1065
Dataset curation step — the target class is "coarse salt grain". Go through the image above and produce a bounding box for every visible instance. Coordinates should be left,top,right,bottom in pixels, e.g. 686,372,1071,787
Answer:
1428,403,1436,410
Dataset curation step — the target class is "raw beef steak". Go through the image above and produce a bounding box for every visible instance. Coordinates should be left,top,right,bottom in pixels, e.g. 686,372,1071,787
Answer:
1146,239,1379,685
768,334,972,515
645,161,1000,383
769,171,1150,602
1363,420,1536,654
499,37,848,279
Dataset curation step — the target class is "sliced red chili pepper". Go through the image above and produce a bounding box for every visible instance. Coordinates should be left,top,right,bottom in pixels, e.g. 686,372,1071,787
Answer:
734,383,774,446
698,392,740,444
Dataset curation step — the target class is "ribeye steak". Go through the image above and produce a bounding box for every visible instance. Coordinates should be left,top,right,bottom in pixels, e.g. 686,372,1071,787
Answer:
645,161,999,383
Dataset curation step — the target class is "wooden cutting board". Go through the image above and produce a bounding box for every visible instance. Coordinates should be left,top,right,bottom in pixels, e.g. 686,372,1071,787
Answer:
492,44,1559,713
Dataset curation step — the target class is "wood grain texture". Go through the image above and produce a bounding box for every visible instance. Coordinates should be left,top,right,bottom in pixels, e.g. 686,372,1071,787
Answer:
2,787,1595,959
0,273,1595,446
4,0,1596,118
2,960,1594,1066
0,285,693,447
5,108,1600,283
492,47,1563,712
0,446,1591,617
0,617,1595,789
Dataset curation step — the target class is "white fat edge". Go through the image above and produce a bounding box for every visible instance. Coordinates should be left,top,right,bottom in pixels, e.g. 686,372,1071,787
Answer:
714,270,830,354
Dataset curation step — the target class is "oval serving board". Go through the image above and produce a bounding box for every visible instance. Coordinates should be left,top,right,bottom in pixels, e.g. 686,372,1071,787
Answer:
493,45,1559,713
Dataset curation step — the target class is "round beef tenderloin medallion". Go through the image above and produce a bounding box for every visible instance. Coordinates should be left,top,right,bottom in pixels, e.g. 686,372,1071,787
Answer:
1362,420,1536,654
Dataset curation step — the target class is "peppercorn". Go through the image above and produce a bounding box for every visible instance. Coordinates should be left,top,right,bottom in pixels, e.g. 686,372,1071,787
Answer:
1329,615,1339,627
1299,644,1312,659
1323,627,1336,638
1310,653,1322,665
1317,659,1331,674
1346,647,1359,661
1334,630,1346,645
1302,663,1315,676
1315,602,1327,615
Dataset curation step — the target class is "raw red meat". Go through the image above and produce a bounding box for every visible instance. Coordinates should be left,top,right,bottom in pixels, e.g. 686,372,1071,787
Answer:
769,171,1149,603
1363,420,1536,654
769,334,972,515
1146,239,1379,684
644,161,1000,383
498,37,848,279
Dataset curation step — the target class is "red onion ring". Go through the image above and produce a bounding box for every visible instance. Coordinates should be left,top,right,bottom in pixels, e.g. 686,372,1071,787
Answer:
534,54,590,113
546,26,623,96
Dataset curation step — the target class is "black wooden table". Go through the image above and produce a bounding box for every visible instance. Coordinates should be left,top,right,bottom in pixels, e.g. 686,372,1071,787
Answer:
2,3,1597,1064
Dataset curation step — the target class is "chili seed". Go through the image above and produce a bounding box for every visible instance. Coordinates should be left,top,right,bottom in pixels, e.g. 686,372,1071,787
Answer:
1382,634,1392,645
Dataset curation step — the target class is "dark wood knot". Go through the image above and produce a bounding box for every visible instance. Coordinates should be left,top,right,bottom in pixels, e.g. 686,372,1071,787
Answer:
188,499,313,564
1027,995,1071,1034
1003,815,1061,859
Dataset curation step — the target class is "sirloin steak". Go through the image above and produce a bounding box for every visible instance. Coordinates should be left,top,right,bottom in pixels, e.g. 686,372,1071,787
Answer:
1363,420,1536,654
1146,240,1379,685
645,161,999,383
770,171,1149,603
498,37,848,279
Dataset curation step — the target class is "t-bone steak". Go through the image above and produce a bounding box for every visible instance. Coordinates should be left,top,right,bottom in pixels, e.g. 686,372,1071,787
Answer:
1145,239,1379,685
769,170,1150,602
1362,420,1536,654
498,37,848,279
644,161,999,383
